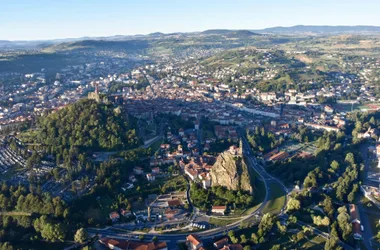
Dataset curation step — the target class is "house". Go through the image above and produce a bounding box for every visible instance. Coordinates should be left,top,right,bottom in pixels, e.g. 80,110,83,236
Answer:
133,167,144,175
164,208,178,220
349,204,362,240
120,209,132,217
220,244,243,250
179,128,185,136
324,105,334,114
109,211,120,222
99,238,168,250
211,206,226,215
195,120,200,130
167,199,183,208
146,173,156,182
129,174,137,183
185,167,198,181
202,178,211,189
152,167,160,174
263,149,279,161
228,145,240,155
304,123,340,132
186,234,203,250
213,237,229,249
267,151,290,162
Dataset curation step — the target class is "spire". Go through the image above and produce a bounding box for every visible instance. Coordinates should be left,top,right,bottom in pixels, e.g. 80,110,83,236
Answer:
95,83,99,95
238,138,243,155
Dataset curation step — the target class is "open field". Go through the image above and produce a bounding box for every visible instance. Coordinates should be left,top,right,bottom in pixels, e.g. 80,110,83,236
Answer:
96,195,113,220
148,138,164,154
209,217,242,227
262,182,286,215
334,102,380,113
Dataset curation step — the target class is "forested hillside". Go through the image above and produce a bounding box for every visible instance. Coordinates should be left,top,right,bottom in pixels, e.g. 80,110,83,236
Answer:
24,99,140,157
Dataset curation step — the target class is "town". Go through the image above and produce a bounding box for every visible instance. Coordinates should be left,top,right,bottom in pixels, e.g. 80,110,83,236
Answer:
1,20,380,250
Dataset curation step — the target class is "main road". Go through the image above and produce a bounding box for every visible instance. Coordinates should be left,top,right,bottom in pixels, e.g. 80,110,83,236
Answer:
88,132,289,248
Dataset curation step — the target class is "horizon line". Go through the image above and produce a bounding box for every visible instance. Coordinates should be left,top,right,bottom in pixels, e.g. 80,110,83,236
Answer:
3,24,380,42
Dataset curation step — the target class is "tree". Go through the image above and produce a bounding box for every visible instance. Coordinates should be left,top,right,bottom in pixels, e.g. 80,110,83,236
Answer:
228,230,235,238
347,191,355,203
243,246,251,250
74,228,88,244
288,215,297,225
270,245,280,250
323,196,334,218
258,213,274,236
313,216,330,226
337,208,352,240
376,231,380,243
41,223,66,242
330,160,340,171
138,235,145,241
324,236,342,250
34,216,66,242
296,231,305,242
345,153,355,166
152,236,158,243
251,233,259,244
286,198,301,212
240,234,247,244
0,242,13,250
276,221,287,235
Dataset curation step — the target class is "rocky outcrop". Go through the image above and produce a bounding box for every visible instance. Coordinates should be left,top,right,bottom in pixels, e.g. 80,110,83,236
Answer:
210,151,251,192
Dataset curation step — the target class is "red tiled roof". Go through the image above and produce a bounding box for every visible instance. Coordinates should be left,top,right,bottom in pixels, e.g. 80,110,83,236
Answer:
187,234,202,246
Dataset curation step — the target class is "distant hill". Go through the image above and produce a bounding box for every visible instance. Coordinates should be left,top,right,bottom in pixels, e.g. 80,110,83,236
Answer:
201,29,233,35
42,39,150,52
148,32,165,37
253,25,380,34
201,29,261,37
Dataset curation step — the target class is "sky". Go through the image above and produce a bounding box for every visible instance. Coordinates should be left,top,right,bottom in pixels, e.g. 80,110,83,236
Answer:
1,0,380,40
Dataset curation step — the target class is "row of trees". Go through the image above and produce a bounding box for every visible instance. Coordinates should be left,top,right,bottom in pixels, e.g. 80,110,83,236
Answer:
190,184,254,210
246,127,282,153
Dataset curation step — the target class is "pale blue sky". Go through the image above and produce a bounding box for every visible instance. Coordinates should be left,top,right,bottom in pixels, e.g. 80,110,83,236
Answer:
1,0,380,40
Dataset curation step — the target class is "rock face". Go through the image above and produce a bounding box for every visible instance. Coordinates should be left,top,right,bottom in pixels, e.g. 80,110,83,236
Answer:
210,150,251,192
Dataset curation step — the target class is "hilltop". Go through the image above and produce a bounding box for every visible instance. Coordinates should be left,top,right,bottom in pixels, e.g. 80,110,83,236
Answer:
253,25,380,34
41,39,150,53
210,145,252,192
22,98,140,155
201,29,261,37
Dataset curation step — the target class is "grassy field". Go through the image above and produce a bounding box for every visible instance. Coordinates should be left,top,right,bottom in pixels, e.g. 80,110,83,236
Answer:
148,138,163,154
161,175,188,193
239,160,267,216
209,217,242,227
257,231,326,250
96,195,113,220
262,182,286,215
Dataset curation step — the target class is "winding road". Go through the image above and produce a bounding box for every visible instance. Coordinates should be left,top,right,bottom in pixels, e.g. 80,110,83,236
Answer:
88,132,289,248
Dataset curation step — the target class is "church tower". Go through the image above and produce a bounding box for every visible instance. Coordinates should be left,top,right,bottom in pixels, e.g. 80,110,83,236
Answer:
238,138,243,155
